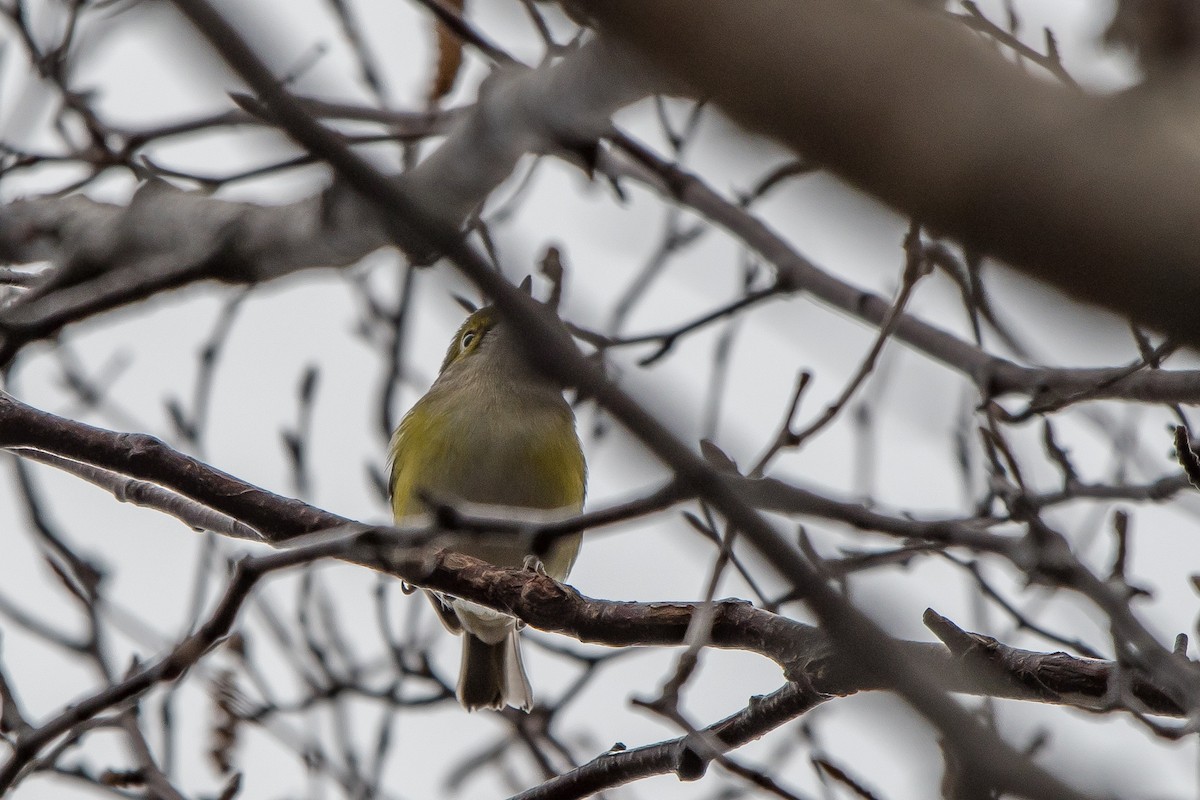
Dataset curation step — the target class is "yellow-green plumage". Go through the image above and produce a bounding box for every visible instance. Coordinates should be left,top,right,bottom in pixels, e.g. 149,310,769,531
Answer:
389,306,586,711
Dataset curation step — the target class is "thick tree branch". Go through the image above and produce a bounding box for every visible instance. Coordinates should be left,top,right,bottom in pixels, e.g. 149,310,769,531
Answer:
579,0,1200,349
410,552,1185,716
0,391,348,540
0,39,662,356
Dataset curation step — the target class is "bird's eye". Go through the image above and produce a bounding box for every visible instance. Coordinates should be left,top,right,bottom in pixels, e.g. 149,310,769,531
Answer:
461,330,476,349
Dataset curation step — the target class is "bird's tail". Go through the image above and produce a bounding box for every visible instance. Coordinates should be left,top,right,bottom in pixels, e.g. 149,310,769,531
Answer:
457,630,533,712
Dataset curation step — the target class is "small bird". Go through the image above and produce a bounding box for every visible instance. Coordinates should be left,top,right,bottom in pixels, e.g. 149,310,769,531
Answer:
389,291,586,711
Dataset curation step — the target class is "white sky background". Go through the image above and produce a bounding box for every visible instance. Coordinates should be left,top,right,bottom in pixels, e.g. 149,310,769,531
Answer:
3,0,1200,798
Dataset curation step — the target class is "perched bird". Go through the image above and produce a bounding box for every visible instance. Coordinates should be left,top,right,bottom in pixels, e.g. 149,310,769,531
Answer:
389,294,586,711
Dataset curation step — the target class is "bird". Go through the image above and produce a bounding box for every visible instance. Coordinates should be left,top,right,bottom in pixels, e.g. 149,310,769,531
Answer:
388,289,586,711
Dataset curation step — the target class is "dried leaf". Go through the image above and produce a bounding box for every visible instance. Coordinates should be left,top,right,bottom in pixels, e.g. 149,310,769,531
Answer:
428,0,467,106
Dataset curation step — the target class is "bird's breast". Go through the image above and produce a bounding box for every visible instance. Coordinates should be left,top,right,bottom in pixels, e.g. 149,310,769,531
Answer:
391,388,585,576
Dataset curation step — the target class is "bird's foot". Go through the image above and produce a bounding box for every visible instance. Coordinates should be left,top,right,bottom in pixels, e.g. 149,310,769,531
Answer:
522,555,548,575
